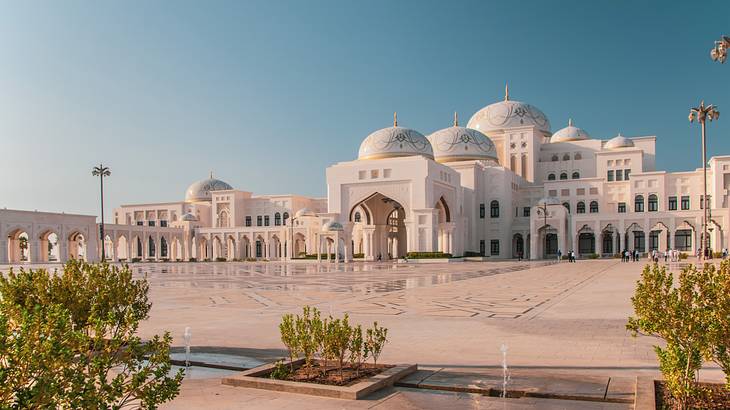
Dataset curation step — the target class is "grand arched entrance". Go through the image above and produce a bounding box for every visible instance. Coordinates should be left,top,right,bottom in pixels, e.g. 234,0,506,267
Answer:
349,192,407,260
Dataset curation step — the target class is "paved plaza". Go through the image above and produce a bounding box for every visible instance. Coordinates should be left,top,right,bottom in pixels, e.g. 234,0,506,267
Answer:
3,258,724,408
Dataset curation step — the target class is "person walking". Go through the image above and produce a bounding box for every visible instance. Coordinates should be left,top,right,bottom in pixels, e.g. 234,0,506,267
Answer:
557,249,562,262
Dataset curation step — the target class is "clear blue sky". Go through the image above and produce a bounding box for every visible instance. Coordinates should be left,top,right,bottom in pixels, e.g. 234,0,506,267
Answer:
1,1,729,221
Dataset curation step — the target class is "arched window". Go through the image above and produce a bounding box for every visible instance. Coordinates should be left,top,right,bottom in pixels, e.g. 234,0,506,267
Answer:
563,202,570,213
572,171,580,179
274,212,281,226
548,173,556,181
562,153,570,161
354,212,361,223
283,212,289,224
648,194,658,212
589,201,599,213
635,195,645,212
218,210,229,228
560,172,568,180
510,155,516,171
521,154,528,177
490,200,500,218
574,152,582,160
552,154,559,162
577,201,586,214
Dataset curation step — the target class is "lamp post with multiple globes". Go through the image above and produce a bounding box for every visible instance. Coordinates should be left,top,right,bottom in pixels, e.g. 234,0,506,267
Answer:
710,35,729,63
689,102,719,261
92,164,111,261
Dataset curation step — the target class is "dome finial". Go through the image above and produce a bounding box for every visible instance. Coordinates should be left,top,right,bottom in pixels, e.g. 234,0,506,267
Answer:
568,118,573,126
393,111,398,127
453,111,459,127
504,82,510,101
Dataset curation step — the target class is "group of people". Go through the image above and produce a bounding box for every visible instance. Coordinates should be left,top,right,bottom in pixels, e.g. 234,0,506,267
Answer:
556,249,577,262
620,249,641,262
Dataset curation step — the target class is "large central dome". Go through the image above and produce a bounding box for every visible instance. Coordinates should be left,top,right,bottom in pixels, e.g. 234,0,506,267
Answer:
185,174,233,202
467,85,551,135
358,113,433,160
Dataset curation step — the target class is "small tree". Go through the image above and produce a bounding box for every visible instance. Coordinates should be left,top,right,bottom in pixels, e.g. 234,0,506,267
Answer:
279,313,298,371
322,314,353,380
701,261,730,389
295,306,322,376
365,322,388,367
627,263,712,409
0,260,183,409
348,324,367,376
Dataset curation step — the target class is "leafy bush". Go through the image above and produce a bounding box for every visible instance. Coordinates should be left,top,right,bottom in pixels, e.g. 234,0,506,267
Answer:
352,253,365,259
277,307,389,378
269,360,290,380
463,251,483,257
0,260,182,408
702,262,730,389
188,257,197,262
588,253,600,259
215,257,227,262
714,251,724,259
627,263,715,408
131,257,142,262
679,252,688,260
406,252,452,259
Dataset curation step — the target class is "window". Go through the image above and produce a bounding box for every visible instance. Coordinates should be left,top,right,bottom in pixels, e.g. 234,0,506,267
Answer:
563,202,570,213
634,195,644,212
479,203,485,219
616,170,623,181
264,215,270,226
274,212,281,226
668,196,677,211
480,240,486,256
256,216,262,226
354,212,361,223
490,201,500,218
490,240,500,255
552,154,559,162
577,188,585,195
607,170,614,181
283,212,289,224
548,173,556,181
148,221,155,227
370,170,379,179
681,196,690,210
590,187,598,195
160,220,168,227
589,201,599,213
136,221,143,226
574,152,582,160
675,229,693,251
624,169,631,180
700,195,711,209
245,216,252,227
563,153,570,161
523,207,530,217
559,172,568,180
572,171,580,179
633,231,646,252
648,194,658,212
577,201,586,214
510,155,516,171
618,202,626,213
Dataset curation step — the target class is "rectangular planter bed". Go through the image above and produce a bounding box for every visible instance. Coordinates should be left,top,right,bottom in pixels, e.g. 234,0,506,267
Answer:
221,358,417,400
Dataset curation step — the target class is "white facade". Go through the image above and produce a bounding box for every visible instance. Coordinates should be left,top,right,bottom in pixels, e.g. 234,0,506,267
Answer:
4,87,730,263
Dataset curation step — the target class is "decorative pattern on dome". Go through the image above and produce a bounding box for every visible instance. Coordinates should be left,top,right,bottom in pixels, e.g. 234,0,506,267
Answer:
467,100,551,134
185,175,233,202
427,125,498,163
358,126,434,160
550,119,590,143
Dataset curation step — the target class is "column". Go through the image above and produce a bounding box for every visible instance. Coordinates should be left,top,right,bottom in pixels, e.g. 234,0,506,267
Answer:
316,234,322,263
0,240,7,264
334,233,340,262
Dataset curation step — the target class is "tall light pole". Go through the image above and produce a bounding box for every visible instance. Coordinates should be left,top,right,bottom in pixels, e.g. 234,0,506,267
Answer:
710,35,729,63
689,102,719,260
92,164,111,261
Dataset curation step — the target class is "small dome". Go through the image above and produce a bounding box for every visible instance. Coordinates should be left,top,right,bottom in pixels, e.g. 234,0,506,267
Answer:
427,114,499,163
537,197,561,206
550,119,590,143
604,134,635,149
358,113,433,160
322,221,344,232
295,208,316,218
181,212,198,222
185,174,233,202
467,85,550,135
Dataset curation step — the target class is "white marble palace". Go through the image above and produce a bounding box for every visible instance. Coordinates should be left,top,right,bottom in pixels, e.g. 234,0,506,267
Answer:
3,85,730,264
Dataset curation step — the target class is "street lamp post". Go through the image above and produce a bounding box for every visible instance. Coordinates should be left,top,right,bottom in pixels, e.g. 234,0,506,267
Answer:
92,164,111,261
710,35,730,64
539,202,548,259
689,102,720,261
288,216,298,261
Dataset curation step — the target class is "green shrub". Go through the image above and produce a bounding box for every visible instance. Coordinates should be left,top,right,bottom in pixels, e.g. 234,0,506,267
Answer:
352,253,365,259
0,260,182,408
406,252,452,259
627,263,713,408
588,253,600,259
131,257,141,263
269,360,290,380
679,252,688,260
714,251,724,259
215,257,227,262
188,257,197,262
463,251,483,257
279,314,298,371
